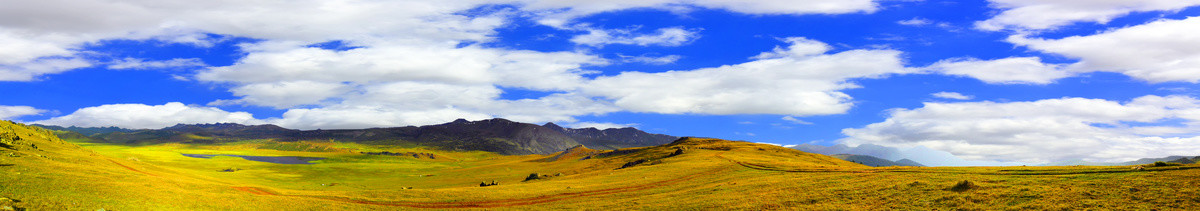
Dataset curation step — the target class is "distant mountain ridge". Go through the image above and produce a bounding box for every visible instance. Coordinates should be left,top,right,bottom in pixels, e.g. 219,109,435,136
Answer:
790,143,1032,166
1042,156,1200,166
795,143,1199,167
830,154,924,167
42,118,677,155
32,124,136,136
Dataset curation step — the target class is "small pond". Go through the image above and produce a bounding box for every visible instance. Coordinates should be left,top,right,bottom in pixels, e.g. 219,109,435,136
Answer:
181,154,326,164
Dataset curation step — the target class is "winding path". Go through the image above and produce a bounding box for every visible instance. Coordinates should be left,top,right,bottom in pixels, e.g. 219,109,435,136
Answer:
107,159,157,176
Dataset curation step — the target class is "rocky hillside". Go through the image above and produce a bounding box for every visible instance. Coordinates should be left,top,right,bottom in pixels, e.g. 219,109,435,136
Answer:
542,122,677,150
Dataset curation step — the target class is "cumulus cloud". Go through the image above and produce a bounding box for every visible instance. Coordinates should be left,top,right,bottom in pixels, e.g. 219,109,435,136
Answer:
0,0,883,79
0,105,45,120
196,43,602,92
0,57,91,81
1010,17,1200,83
931,92,972,100
33,102,263,129
841,95,1200,163
195,37,903,129
585,37,910,116
976,0,1200,31
570,26,700,47
211,81,352,109
0,0,507,81
518,0,880,27
7,0,892,129
926,57,1072,84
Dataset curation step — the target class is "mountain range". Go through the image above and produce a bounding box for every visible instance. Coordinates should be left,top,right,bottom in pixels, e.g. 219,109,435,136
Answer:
794,143,1199,167
42,118,678,155
1042,156,1200,166
829,154,925,167
32,124,136,136
36,119,1198,166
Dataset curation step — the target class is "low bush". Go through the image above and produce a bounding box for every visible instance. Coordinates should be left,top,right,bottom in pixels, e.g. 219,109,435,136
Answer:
948,180,976,192
1152,161,1182,167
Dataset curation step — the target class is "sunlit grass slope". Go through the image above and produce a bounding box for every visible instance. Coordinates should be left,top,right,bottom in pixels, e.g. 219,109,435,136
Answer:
4,122,1200,210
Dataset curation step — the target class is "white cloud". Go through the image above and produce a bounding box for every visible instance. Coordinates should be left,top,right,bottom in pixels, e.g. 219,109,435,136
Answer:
926,57,1072,84
1010,17,1200,83
0,0,884,81
0,105,45,120
976,0,1200,31
520,0,879,27
618,54,682,65
107,58,206,70
841,95,1200,163
781,116,813,125
585,37,910,116
194,37,905,129
0,57,91,81
566,122,637,129
931,92,972,100
570,26,700,47
196,43,602,92
486,93,620,124
33,102,263,129
267,106,493,130
7,0,894,129
0,0,507,81
0,30,74,65
213,81,352,109
897,17,931,26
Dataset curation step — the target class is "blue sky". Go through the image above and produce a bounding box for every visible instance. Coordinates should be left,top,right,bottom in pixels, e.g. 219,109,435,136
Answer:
3,0,1200,164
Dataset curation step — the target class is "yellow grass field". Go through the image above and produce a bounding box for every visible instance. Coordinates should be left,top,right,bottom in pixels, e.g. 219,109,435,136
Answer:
3,121,1199,210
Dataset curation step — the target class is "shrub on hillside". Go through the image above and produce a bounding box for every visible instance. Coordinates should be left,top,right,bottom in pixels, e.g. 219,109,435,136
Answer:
667,149,684,157
618,159,648,169
524,173,540,181
1152,161,1182,167
948,180,976,192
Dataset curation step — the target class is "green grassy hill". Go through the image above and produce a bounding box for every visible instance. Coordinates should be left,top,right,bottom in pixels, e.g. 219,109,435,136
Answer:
5,122,1200,210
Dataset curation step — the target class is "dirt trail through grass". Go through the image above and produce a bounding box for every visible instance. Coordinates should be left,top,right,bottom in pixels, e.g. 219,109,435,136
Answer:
230,167,724,208
107,159,158,176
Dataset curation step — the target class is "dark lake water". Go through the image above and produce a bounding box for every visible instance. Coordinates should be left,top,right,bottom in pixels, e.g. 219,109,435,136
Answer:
181,154,325,164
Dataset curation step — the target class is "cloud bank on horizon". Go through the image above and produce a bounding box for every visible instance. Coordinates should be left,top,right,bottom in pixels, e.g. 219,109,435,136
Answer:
3,0,1200,165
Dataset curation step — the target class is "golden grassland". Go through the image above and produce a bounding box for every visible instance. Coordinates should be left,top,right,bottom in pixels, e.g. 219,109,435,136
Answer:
2,121,1200,210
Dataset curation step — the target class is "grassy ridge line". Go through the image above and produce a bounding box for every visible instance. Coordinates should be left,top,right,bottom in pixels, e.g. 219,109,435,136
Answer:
724,153,1200,175
17,123,1200,210
214,150,738,208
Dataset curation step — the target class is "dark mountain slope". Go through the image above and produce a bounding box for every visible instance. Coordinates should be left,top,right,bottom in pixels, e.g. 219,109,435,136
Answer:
44,118,677,155
542,122,677,150
32,124,136,136
895,159,926,167
830,154,924,167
